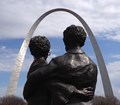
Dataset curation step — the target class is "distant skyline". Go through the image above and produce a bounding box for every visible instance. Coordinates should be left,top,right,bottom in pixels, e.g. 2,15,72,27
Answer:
0,0,120,99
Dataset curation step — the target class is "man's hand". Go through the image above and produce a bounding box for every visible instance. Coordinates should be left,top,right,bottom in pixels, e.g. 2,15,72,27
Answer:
74,87,94,101
82,87,94,97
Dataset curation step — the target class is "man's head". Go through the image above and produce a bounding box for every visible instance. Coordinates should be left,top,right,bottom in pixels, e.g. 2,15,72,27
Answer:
29,36,50,59
63,25,87,51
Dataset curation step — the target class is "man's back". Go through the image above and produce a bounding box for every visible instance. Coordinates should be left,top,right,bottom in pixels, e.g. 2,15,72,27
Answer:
45,47,97,105
50,48,97,86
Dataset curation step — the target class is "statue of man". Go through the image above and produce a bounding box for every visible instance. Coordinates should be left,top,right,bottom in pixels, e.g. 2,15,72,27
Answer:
26,25,98,105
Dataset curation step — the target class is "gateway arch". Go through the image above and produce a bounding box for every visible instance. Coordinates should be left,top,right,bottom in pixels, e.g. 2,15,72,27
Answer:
7,8,114,98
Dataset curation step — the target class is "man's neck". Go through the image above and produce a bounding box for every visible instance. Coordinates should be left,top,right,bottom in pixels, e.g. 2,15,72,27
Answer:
34,57,45,61
67,46,84,54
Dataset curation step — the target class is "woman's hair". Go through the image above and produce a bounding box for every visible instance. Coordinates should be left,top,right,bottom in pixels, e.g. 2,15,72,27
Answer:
29,36,50,59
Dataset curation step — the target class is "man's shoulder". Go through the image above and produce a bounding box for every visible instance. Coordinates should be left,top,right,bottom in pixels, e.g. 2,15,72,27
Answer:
49,54,66,67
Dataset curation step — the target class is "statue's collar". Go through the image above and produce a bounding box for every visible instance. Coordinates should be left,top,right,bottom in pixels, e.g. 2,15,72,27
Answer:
67,47,85,54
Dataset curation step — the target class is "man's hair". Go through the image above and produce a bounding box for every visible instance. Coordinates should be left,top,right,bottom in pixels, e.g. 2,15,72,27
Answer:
29,36,50,59
63,25,87,51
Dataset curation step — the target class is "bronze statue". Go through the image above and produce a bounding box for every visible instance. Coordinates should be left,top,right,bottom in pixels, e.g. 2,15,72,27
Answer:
23,36,51,105
24,25,98,105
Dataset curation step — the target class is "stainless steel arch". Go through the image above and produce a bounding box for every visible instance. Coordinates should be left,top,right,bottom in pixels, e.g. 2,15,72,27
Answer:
7,8,114,98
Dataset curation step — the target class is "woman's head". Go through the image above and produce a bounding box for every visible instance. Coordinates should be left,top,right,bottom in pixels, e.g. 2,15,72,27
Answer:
29,35,50,59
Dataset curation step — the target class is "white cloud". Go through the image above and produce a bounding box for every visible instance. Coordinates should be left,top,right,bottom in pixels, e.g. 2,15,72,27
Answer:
0,0,120,41
95,72,105,96
109,34,120,42
111,54,120,59
107,61,120,98
0,45,31,72
0,46,17,71
103,61,120,98
107,61,120,73
119,89,120,94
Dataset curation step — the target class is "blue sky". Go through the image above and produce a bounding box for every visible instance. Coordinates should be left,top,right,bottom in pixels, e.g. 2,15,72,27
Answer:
0,0,120,99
